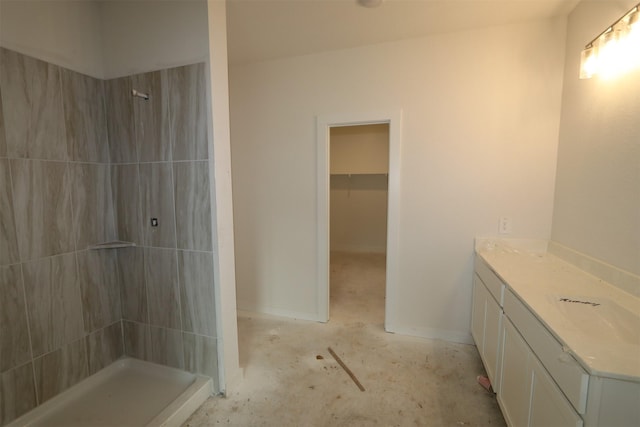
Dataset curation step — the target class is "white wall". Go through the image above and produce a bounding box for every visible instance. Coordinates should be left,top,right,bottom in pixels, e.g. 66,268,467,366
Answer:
230,19,566,340
0,0,209,79
100,0,209,79
551,0,640,277
0,0,105,78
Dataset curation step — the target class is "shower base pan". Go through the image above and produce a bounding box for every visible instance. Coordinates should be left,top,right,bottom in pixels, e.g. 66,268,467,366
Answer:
8,357,212,427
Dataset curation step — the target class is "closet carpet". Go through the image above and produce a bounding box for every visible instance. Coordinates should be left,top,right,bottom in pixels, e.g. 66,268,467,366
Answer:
183,251,506,426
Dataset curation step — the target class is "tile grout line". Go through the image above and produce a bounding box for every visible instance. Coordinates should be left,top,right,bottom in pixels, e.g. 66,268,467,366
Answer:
7,150,40,405
109,113,128,361
111,159,210,165
128,74,143,344
166,71,188,366
121,319,215,339
4,157,21,266
60,64,94,383
134,84,153,360
18,262,40,406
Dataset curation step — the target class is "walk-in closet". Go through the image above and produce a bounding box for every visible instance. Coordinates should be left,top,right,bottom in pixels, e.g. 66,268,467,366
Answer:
329,124,389,325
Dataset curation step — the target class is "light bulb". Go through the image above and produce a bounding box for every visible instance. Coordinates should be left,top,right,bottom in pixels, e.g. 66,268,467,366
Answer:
597,29,626,79
580,45,598,79
626,9,640,71
628,8,639,29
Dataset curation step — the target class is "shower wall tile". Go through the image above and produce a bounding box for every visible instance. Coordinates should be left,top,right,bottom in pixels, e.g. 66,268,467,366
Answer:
0,160,19,266
0,265,30,373
169,64,208,161
105,76,136,163
71,163,116,250
183,333,218,384
0,48,67,161
0,362,37,425
139,163,176,248
173,161,212,251
77,250,122,333
33,338,88,403
149,326,184,370
178,250,216,337
0,48,29,159
132,71,170,162
110,165,142,245
11,159,74,260
123,320,151,361
0,85,6,158
117,247,147,323
86,321,123,375
61,69,109,163
0,53,223,417
22,253,84,357
144,248,181,329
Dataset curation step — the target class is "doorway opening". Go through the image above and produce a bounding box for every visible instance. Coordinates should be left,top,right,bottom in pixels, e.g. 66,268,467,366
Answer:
316,110,402,332
329,124,389,325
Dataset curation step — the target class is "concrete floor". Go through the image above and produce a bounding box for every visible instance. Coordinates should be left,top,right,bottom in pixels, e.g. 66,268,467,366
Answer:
183,251,506,426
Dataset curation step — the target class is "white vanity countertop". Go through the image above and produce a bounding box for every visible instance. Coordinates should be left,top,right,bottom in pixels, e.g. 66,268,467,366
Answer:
477,241,640,381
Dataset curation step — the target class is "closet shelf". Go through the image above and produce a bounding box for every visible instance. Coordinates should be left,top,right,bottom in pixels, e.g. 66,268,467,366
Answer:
88,241,136,250
330,172,388,176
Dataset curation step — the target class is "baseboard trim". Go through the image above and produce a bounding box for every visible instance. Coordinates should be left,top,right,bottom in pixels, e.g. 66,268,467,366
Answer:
236,307,321,323
386,324,474,345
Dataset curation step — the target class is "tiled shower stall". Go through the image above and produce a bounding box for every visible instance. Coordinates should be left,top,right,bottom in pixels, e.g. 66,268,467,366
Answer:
0,47,218,425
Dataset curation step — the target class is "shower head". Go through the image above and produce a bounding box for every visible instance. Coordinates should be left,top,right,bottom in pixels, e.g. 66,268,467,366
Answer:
132,89,149,100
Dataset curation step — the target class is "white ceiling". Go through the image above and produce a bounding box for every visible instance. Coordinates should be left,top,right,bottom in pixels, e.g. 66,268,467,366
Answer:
226,0,580,65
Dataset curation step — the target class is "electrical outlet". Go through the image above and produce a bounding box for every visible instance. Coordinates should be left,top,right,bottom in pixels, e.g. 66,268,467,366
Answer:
499,216,512,234
150,218,159,227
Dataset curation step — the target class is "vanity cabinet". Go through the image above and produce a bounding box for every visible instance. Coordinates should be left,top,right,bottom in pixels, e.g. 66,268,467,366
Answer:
530,354,584,427
504,288,589,414
500,317,583,427
473,256,585,427
499,317,533,426
471,258,505,391
475,249,640,427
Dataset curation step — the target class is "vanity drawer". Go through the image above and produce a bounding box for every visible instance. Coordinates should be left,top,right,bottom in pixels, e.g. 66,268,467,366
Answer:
475,257,505,306
504,289,589,414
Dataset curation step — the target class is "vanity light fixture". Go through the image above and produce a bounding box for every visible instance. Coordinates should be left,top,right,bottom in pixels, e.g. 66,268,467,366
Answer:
579,3,640,79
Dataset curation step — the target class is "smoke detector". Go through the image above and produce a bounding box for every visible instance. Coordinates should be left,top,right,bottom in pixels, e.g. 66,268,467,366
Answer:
358,0,383,8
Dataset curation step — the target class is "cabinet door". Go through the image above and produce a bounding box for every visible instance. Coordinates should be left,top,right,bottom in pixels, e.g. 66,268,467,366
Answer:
471,275,486,352
499,318,532,427
484,295,502,390
530,357,583,427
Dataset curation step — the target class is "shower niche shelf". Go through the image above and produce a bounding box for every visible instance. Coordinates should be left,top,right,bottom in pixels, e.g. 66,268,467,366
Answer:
88,241,136,250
